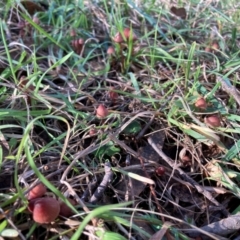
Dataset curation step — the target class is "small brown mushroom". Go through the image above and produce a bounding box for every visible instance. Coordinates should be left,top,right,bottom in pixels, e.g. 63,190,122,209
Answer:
195,97,207,110
29,197,60,224
96,104,109,118
28,183,47,200
205,115,221,127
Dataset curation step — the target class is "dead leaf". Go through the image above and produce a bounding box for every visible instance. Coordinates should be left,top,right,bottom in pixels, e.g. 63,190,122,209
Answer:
138,145,160,162
0,209,10,221
205,161,223,182
115,169,149,198
170,6,187,19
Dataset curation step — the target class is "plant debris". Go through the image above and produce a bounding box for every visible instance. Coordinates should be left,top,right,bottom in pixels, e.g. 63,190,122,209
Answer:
1,0,240,239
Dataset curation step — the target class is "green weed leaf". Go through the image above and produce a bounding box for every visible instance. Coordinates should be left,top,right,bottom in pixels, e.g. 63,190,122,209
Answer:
122,120,141,135
96,231,127,240
94,141,120,158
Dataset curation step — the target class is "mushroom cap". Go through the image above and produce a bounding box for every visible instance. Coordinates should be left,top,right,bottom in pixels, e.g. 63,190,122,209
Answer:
123,28,137,41
59,198,77,217
205,115,221,127
107,46,115,55
113,32,124,43
96,104,109,118
156,166,165,176
109,88,118,101
30,197,60,224
195,97,207,110
28,183,47,200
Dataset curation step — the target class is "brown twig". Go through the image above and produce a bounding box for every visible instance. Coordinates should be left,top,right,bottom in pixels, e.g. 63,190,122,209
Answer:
136,114,155,140
89,162,113,204
216,75,240,107
186,213,240,239
81,177,99,202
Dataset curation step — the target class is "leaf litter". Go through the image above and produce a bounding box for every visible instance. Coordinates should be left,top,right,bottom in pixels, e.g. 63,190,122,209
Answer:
1,0,240,239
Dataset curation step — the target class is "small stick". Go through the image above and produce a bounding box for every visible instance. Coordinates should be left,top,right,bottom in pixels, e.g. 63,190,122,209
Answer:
136,114,155,140
81,177,99,202
186,213,240,238
216,76,240,107
89,162,113,204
